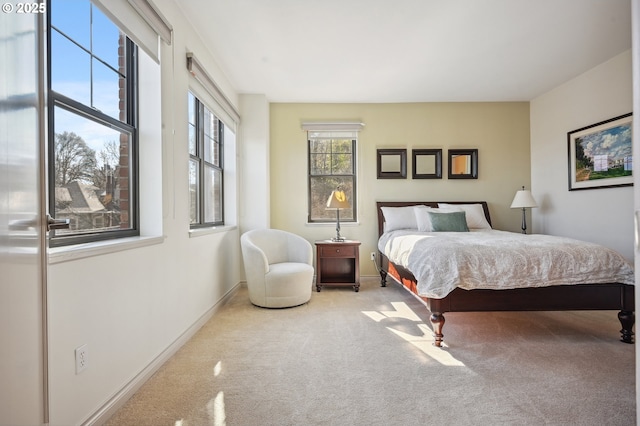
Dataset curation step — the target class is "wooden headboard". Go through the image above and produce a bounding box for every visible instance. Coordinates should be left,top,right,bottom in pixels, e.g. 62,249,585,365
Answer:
376,201,492,237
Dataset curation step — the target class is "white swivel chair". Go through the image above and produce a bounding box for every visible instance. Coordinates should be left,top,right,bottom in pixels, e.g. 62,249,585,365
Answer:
240,229,314,308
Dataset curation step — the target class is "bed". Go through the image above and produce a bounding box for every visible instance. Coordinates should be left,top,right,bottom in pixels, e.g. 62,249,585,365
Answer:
376,201,635,347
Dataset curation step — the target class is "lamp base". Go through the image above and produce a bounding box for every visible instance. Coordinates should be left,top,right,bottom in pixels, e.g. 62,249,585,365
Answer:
331,237,345,242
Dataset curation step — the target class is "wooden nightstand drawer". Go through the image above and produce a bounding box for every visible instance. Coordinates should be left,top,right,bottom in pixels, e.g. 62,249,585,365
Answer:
320,245,355,257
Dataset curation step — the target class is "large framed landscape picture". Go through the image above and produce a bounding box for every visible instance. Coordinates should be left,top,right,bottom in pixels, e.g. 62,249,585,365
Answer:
568,113,633,191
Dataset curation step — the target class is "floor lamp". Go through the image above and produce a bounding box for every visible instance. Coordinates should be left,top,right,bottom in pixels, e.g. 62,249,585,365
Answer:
510,186,538,234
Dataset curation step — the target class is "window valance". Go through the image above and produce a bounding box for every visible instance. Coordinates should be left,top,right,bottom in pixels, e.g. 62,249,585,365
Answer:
187,52,241,126
92,0,172,63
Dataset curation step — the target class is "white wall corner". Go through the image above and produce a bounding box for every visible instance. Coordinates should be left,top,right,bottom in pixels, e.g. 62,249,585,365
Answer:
238,94,271,234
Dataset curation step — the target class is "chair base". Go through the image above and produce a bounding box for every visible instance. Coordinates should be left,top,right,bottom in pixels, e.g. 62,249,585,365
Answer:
249,262,313,308
251,300,309,309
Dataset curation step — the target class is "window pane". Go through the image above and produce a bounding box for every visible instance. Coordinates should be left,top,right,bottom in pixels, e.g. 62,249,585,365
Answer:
203,109,212,137
204,135,220,166
92,57,123,120
51,0,90,50
202,111,221,165
204,166,222,223
200,106,221,165
310,176,354,221
213,140,220,166
332,139,352,153
51,30,91,105
331,152,353,174
310,140,329,154
309,139,353,175
188,93,196,125
188,123,196,155
310,153,331,175
204,134,212,163
53,106,133,235
91,6,120,70
203,110,211,161
189,159,199,224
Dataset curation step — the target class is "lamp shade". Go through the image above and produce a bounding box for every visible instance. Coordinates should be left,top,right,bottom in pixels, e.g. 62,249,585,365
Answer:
510,188,538,209
326,189,350,209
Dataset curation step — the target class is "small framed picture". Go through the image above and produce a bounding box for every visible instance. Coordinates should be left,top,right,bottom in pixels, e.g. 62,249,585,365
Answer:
447,149,478,179
377,149,407,179
412,149,442,179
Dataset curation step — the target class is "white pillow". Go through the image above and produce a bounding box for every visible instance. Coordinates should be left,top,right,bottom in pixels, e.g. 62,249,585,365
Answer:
437,203,492,230
380,206,418,232
413,205,438,232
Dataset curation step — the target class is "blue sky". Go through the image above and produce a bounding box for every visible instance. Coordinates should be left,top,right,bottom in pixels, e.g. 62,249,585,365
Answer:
52,0,119,78
51,0,126,160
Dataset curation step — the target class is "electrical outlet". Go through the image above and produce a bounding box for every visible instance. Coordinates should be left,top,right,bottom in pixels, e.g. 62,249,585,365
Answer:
370,252,376,261
75,344,88,374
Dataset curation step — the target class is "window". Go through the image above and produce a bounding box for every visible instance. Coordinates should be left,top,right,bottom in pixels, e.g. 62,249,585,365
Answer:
48,0,138,246
308,131,357,223
189,92,224,227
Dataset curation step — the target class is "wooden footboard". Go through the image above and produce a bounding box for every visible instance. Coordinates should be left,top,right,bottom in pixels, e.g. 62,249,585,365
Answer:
380,252,635,346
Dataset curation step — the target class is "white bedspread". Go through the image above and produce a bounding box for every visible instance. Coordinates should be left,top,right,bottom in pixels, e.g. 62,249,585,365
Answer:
378,229,634,299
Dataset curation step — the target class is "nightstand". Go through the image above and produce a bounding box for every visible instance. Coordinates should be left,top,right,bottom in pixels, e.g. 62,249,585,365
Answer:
315,240,361,292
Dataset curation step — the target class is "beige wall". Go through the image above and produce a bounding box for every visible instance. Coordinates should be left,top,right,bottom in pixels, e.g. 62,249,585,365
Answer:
270,102,531,276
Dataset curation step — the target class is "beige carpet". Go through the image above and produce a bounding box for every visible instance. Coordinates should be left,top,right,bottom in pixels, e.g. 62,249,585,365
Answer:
105,277,635,426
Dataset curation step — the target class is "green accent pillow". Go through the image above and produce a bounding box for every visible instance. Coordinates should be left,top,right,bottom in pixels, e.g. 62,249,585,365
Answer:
427,211,469,232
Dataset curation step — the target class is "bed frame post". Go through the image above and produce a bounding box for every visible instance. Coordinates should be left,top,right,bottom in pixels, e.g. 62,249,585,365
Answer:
378,252,388,287
430,313,445,347
618,311,635,344
379,270,387,287
619,284,635,344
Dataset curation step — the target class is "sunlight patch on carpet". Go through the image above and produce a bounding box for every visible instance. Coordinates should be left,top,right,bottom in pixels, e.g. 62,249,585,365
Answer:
388,324,465,366
363,301,465,367
362,301,421,322
207,391,226,426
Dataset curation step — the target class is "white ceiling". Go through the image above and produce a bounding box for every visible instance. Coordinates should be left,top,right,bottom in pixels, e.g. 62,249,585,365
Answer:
178,0,631,103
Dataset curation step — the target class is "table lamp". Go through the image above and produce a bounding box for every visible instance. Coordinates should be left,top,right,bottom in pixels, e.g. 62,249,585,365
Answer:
326,188,350,241
510,186,538,234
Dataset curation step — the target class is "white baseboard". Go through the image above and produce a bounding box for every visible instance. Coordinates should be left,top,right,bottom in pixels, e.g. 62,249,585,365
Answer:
82,282,241,426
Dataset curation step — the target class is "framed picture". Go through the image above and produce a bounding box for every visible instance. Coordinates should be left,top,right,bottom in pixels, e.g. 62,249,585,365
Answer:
567,113,632,191
377,149,407,179
412,149,442,179
447,149,478,179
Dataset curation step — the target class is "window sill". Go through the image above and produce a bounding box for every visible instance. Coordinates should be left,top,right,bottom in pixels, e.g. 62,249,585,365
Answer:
48,235,165,264
189,225,237,238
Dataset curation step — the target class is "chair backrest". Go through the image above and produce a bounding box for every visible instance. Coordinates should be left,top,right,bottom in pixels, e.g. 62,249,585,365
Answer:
242,229,291,265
